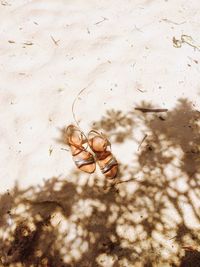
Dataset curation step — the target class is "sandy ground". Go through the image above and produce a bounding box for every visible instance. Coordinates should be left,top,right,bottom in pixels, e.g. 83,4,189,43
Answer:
0,0,200,266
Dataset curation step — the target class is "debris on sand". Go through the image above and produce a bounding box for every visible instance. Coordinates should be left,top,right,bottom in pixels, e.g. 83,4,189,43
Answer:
135,107,168,113
173,34,200,51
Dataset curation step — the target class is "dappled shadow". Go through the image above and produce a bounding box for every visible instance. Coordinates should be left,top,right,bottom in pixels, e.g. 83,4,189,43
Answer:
179,248,200,267
0,98,199,266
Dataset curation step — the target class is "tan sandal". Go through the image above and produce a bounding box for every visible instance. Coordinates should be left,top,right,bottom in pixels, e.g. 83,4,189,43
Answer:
65,125,96,173
88,130,118,179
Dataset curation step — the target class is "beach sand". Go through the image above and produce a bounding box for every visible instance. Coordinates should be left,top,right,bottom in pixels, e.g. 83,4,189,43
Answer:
0,0,200,266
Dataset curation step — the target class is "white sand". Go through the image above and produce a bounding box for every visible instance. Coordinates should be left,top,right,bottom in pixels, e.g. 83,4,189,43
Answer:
0,0,200,266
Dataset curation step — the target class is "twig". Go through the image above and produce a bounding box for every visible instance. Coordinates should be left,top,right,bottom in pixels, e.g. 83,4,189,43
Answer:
72,87,88,127
169,235,177,240
181,34,200,51
173,34,200,51
135,108,168,113
23,41,33,46
49,146,53,156
162,18,186,25
138,134,148,151
105,178,137,190
60,147,69,152
50,35,60,46
188,56,198,64
70,82,93,148
134,25,143,32
137,88,146,93
1,1,11,6
173,37,182,48
158,115,166,121
94,17,108,25
115,178,136,185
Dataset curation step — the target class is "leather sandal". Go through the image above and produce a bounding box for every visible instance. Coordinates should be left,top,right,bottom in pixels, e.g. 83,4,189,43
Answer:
65,125,96,173
88,130,118,179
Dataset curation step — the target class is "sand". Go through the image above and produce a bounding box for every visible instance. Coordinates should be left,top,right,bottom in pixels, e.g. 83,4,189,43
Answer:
0,0,200,266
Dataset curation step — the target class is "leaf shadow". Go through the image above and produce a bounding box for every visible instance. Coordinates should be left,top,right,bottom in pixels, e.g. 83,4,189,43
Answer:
0,98,200,266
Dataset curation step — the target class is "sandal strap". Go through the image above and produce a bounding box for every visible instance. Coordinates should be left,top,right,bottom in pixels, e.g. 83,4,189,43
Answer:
88,130,107,140
72,149,84,156
65,125,86,151
74,156,95,168
95,151,111,160
68,139,85,153
88,130,111,152
100,157,118,174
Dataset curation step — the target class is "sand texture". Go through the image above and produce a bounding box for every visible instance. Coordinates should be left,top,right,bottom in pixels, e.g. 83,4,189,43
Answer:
0,0,200,266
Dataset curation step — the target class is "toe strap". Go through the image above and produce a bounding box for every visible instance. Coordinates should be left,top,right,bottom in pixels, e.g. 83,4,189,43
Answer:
74,156,95,168
101,157,118,174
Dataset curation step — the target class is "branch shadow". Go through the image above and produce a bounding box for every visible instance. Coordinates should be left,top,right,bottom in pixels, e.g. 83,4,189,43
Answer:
0,98,199,266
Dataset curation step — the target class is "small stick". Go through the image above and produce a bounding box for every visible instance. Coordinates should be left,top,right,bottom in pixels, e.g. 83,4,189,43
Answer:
50,35,60,46
162,18,186,25
60,148,69,152
138,134,148,151
1,1,10,6
169,235,177,240
94,17,108,25
49,146,53,156
72,87,88,127
23,41,33,45
114,178,136,185
181,34,200,51
106,178,139,190
137,88,146,93
8,40,15,44
134,25,143,32
135,108,168,113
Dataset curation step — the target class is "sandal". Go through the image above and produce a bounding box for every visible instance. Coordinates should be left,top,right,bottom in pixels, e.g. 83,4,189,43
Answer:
65,125,96,173
88,130,118,179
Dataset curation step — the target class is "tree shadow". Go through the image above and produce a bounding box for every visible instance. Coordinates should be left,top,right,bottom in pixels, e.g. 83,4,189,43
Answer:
179,248,200,267
0,98,199,266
